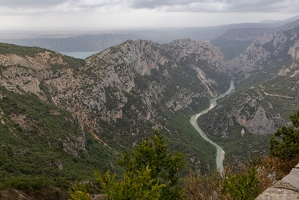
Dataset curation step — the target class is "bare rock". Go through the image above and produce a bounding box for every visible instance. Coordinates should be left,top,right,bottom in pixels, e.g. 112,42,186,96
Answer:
256,163,299,200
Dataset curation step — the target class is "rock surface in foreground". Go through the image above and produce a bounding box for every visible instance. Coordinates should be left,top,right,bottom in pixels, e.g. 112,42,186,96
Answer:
256,163,299,199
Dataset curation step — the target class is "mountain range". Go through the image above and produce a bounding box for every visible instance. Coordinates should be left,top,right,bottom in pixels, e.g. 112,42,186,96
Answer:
0,17,299,199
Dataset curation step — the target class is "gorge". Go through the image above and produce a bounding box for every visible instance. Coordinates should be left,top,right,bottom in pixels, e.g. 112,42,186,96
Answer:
0,18,299,199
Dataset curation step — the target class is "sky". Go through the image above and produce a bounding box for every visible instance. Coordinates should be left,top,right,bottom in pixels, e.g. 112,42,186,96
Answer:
0,0,298,31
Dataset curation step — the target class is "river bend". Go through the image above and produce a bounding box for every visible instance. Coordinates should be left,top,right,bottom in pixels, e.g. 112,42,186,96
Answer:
190,81,235,176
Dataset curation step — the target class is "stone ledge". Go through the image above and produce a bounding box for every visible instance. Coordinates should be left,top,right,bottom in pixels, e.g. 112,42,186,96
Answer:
273,180,299,193
256,187,299,200
282,168,299,191
256,163,299,200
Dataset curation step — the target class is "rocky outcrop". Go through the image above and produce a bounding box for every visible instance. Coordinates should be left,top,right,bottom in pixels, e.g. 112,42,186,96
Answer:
0,39,230,165
229,20,299,74
201,87,285,137
76,39,229,131
228,30,288,73
256,163,299,199
288,40,299,59
204,20,299,140
235,106,276,135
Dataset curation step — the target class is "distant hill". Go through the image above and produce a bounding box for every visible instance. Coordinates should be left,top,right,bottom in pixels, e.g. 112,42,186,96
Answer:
2,15,299,53
211,16,299,60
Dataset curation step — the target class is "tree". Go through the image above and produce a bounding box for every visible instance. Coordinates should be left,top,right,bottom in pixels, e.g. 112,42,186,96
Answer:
95,130,186,200
269,109,299,159
68,181,91,200
221,167,260,200
95,166,165,200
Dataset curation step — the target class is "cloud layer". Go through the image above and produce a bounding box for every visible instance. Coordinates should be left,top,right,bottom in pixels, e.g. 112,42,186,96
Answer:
1,0,299,13
0,0,298,31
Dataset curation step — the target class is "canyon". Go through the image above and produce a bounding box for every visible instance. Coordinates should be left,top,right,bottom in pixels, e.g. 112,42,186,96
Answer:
0,19,299,198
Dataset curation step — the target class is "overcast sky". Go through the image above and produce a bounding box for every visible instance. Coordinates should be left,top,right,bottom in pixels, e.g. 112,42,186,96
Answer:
0,0,298,31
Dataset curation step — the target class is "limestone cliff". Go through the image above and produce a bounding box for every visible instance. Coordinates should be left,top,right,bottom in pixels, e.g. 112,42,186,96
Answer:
228,20,299,74
204,20,299,138
201,87,286,137
196,20,299,159
0,39,230,172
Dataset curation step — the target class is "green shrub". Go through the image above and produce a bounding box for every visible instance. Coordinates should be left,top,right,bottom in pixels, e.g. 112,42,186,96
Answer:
270,109,299,159
221,167,260,200
94,130,186,200
68,181,91,200
95,166,164,200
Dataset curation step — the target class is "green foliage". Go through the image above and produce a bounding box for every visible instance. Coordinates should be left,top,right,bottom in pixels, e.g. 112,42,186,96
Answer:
117,130,186,199
95,166,165,200
68,181,91,200
270,109,299,159
290,109,299,128
1,176,52,193
0,42,45,57
69,191,90,200
94,130,185,200
221,167,260,200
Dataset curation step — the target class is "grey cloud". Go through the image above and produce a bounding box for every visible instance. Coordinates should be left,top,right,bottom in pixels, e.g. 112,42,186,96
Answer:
1,0,298,13
224,0,291,12
130,0,299,12
130,0,199,9
0,0,125,14
128,0,200,9
0,0,66,8
0,0,126,11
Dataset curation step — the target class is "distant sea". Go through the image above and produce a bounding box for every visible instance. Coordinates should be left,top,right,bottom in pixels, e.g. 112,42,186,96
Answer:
59,51,99,59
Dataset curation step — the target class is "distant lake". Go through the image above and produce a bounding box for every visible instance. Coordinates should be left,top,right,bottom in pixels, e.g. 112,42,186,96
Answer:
59,51,99,59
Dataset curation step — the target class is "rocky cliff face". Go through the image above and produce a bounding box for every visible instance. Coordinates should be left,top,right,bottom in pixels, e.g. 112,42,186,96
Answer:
228,20,299,74
201,22,299,139
1,20,298,178
202,87,286,137
196,20,299,159
288,40,299,59
46,39,229,140
0,39,230,172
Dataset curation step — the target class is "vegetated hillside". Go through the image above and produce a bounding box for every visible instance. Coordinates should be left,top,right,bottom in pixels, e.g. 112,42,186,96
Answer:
0,45,120,197
0,88,117,190
198,20,299,161
0,38,231,188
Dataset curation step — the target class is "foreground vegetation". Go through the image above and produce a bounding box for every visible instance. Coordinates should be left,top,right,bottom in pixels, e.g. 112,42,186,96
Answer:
68,109,299,200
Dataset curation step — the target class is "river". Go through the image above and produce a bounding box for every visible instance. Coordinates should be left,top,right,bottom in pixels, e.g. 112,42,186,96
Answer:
190,81,235,176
